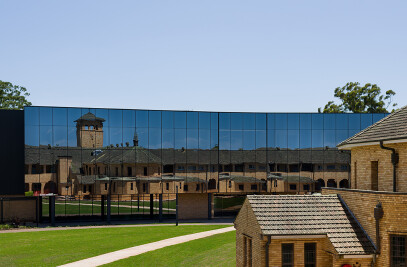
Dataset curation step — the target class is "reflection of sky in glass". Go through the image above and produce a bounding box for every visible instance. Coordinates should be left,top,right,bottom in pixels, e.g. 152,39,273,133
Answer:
24,107,388,150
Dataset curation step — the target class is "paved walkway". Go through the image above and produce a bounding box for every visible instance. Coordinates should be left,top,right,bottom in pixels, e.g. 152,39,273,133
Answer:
58,226,235,267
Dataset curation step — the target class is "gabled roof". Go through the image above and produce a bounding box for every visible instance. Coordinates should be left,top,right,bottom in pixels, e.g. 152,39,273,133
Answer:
338,106,407,148
247,195,375,255
74,112,105,122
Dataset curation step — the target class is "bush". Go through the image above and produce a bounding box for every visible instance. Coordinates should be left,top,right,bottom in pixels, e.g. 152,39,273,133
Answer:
25,191,33,196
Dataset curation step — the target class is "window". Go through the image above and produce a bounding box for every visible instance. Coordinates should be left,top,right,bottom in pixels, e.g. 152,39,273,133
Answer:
239,184,244,190
196,184,200,191
289,164,299,172
143,183,148,193
144,167,148,176
289,184,297,190
341,165,348,171
115,167,119,176
128,167,132,177
317,165,323,171
166,182,169,190
248,164,255,170
258,165,266,171
183,185,188,191
303,184,310,191
327,165,336,170
354,161,358,188
104,183,107,190
229,180,232,188
46,165,55,173
25,183,29,192
130,183,133,190
88,185,92,193
282,243,294,267
371,161,379,191
243,236,252,267
32,183,41,192
83,185,86,193
177,165,185,171
113,182,116,192
198,165,205,171
188,165,197,171
251,184,257,190
304,243,316,267
391,235,406,267
235,164,244,172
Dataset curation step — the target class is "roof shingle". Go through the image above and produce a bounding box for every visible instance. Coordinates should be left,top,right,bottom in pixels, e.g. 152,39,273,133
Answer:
247,195,376,255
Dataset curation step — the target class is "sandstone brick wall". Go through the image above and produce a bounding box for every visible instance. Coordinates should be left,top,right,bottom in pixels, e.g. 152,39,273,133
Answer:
1,198,37,222
350,143,407,192
234,199,264,267
323,188,407,267
178,193,210,220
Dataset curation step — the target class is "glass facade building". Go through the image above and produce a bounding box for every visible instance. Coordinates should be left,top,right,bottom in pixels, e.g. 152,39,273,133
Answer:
24,106,387,197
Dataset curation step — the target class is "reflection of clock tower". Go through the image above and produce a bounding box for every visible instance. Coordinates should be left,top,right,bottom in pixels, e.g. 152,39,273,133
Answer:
75,112,105,148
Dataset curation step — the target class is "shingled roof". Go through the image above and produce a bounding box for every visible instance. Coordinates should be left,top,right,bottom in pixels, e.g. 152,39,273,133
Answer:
74,112,105,122
246,195,375,255
338,106,407,148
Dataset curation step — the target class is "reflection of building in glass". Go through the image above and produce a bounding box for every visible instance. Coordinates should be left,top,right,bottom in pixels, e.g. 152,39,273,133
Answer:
22,108,387,200
75,112,105,148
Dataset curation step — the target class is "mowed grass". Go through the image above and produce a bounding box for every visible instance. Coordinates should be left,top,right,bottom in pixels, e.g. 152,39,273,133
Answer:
105,230,236,267
0,225,229,267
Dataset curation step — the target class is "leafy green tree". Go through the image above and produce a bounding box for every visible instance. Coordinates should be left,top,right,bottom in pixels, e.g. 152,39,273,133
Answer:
319,82,397,113
0,80,32,109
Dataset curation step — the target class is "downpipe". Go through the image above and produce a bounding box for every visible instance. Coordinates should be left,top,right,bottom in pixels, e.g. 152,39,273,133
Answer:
379,141,398,192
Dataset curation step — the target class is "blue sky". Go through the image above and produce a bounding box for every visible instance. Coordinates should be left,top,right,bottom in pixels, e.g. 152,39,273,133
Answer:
1,0,406,112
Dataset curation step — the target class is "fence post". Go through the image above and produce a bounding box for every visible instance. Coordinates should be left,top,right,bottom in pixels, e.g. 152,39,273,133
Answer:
50,196,55,226
101,195,105,221
158,194,163,222
107,195,111,224
149,194,154,219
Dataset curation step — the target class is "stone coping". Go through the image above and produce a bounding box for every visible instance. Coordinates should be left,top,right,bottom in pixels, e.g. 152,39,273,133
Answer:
322,187,407,195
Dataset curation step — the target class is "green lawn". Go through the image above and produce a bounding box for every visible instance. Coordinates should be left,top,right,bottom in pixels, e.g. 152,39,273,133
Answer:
0,225,229,267
105,230,236,267
214,196,245,209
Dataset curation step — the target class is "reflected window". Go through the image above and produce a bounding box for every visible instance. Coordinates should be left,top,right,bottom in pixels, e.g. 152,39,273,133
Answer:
311,114,323,130
174,112,186,128
219,113,231,130
256,114,266,130
199,112,210,129
287,114,299,129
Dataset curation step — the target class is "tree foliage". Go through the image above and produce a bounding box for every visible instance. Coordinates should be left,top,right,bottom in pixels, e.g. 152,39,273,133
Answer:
0,80,32,110
319,82,397,113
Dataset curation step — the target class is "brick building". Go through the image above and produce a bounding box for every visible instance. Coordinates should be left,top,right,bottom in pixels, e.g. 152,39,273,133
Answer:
235,105,407,266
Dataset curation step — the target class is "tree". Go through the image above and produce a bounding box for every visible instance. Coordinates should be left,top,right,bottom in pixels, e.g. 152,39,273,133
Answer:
319,82,397,113
0,80,32,110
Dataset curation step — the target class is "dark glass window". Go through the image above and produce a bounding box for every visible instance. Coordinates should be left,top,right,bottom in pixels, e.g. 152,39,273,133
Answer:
250,184,257,190
289,184,297,190
238,184,244,190
196,184,200,191
128,167,132,176
304,243,316,267
303,184,310,191
183,185,188,191
166,183,169,190
104,183,107,190
391,235,406,267
130,183,133,190
282,243,294,267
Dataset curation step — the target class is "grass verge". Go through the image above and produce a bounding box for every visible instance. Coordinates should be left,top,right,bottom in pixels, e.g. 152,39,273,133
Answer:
0,225,229,267
105,230,236,267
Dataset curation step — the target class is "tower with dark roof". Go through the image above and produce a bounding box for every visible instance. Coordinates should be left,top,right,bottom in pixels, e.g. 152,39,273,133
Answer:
75,112,105,148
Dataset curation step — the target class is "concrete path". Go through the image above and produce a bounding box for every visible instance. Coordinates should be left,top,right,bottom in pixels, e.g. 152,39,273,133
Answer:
58,226,235,267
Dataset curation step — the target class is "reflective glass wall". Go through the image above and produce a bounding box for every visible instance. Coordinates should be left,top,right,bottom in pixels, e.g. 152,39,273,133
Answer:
24,106,387,198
